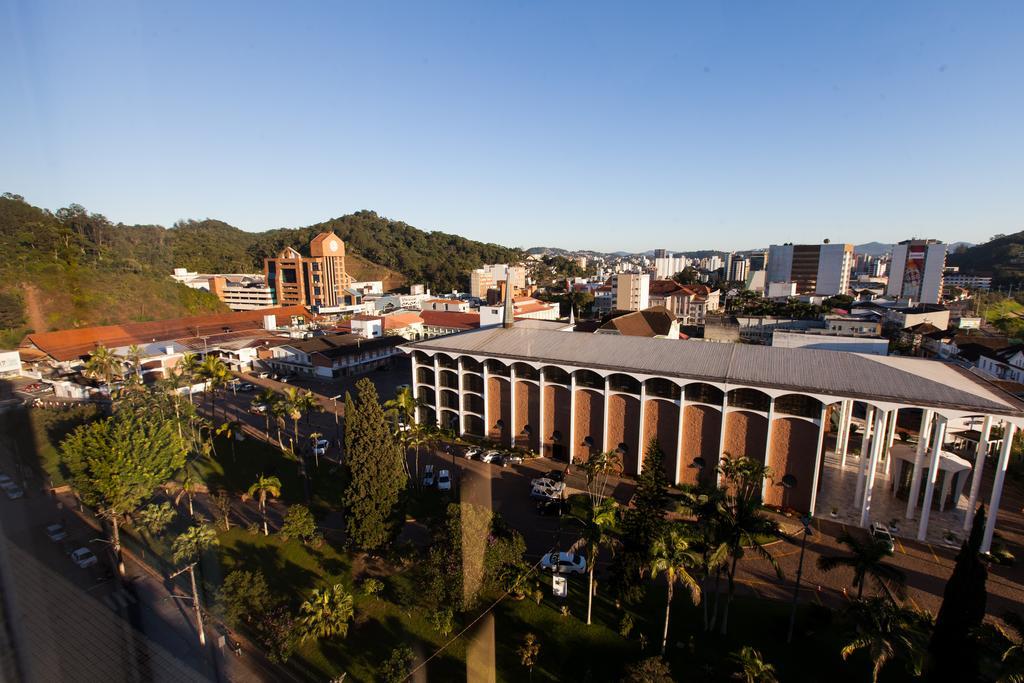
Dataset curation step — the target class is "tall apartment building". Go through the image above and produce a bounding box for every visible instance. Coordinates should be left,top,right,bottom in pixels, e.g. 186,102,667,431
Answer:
887,239,946,304
654,254,688,280
264,231,355,311
725,253,749,282
469,264,527,298
766,242,853,296
613,272,650,312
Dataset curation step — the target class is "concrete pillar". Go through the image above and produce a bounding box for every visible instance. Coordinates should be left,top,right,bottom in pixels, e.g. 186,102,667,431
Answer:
538,368,546,458
762,397,776,501
964,416,993,532
982,423,1017,553
883,409,898,475
637,381,648,478
602,376,611,453
482,362,490,439
854,406,875,508
860,410,888,528
716,390,730,487
917,416,948,542
433,355,442,427
906,410,934,520
809,403,828,516
411,355,420,425
676,394,687,485
568,372,577,464
838,399,854,466
508,365,517,448
457,357,466,437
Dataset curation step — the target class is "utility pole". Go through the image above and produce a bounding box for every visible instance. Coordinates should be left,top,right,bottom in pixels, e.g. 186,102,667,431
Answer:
169,563,206,646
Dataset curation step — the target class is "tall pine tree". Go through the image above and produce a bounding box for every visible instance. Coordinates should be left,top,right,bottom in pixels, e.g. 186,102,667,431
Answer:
926,505,988,681
343,379,406,551
610,438,672,604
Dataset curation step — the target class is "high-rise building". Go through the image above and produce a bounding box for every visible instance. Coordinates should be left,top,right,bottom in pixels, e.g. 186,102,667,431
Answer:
263,231,355,311
766,242,853,296
726,253,749,282
887,239,946,304
653,248,669,259
654,254,688,280
613,272,650,312
469,264,527,298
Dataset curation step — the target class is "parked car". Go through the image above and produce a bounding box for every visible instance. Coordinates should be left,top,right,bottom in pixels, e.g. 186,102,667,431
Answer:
255,371,270,379
312,438,330,456
464,446,482,460
279,375,291,383
70,547,98,569
530,477,564,490
870,523,895,553
45,524,68,541
249,403,267,414
437,469,452,491
422,464,435,487
501,453,524,467
3,484,25,500
237,382,255,392
540,551,586,575
480,450,503,464
542,469,566,483
536,498,569,516
530,482,565,500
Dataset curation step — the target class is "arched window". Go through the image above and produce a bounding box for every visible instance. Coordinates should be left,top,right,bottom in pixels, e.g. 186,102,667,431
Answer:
685,382,724,405
575,370,604,390
727,388,771,412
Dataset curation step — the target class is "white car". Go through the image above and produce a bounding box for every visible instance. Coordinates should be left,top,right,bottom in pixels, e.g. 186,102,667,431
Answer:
531,477,562,489
530,483,564,500
480,450,503,464
45,524,68,541
464,446,482,460
540,551,586,575
422,464,435,487
71,547,98,569
437,469,452,491
312,438,330,456
870,523,896,553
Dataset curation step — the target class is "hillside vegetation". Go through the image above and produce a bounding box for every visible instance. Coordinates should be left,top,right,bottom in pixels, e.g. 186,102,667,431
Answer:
947,231,1024,285
0,193,522,346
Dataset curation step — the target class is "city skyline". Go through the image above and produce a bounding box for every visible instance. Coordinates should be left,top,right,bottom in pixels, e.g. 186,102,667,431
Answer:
3,2,1022,251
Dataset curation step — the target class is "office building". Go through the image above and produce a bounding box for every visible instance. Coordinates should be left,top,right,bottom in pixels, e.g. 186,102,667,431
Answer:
887,240,946,304
263,232,355,311
766,243,854,296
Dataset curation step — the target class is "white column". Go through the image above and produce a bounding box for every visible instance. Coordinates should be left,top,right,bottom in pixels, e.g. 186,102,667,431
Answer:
860,410,888,528
808,403,828,516
482,362,490,439
963,416,993,532
433,356,442,427
838,400,853,466
509,365,517,449
538,369,546,458
568,372,577,464
676,395,688,484
854,406,875,507
411,355,420,425
602,376,611,453
906,410,934,520
883,409,898,475
637,381,648,478
716,390,730,487
761,397,776,501
457,358,466,437
917,416,948,541
982,423,1017,553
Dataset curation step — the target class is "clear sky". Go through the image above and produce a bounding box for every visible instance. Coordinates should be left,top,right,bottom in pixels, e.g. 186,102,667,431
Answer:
2,1,1022,252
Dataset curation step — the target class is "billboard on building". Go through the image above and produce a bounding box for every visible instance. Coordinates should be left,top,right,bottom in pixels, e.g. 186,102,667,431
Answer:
900,244,927,300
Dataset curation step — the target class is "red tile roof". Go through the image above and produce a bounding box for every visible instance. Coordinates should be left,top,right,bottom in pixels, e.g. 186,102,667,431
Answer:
23,306,317,362
419,311,481,329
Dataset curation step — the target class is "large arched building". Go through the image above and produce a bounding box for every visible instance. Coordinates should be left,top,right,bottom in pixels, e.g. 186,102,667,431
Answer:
402,320,1024,551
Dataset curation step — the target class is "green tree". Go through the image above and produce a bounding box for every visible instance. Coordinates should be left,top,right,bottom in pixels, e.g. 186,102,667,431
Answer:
217,569,274,628
976,611,1024,683
61,408,187,575
380,645,416,683
517,632,541,680
211,489,233,531
926,505,988,681
83,345,122,386
247,474,282,536
216,419,242,462
280,504,317,544
280,386,318,452
729,646,778,683
298,584,354,642
197,355,230,419
134,501,176,539
343,379,406,551
672,267,701,285
253,388,279,436
172,523,219,646
817,531,906,600
384,385,423,482
580,496,618,626
840,598,932,683
612,439,671,604
649,524,702,655
622,657,673,683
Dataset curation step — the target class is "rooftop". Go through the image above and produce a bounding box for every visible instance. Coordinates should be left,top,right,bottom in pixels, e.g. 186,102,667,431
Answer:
404,326,1024,418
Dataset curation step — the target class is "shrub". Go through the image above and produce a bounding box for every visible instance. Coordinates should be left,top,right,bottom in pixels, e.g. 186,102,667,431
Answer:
361,577,384,598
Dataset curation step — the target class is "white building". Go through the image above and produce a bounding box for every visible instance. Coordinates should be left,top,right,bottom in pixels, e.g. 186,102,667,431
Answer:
888,240,946,305
771,330,889,356
469,264,527,298
613,273,650,312
766,243,853,296
654,255,688,280
350,280,384,296
0,350,21,378
423,298,470,313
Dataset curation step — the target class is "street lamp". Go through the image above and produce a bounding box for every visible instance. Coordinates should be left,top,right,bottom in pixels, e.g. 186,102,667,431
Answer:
781,472,813,644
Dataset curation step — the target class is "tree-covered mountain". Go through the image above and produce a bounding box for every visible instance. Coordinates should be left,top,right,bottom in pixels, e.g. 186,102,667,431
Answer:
0,193,523,345
947,231,1024,285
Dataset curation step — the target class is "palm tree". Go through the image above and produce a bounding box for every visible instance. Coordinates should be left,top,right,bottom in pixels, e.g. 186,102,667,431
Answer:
299,584,354,642
579,449,623,505
216,420,242,462
84,344,122,386
253,388,279,437
730,646,778,683
171,523,219,646
177,352,200,405
280,387,318,452
716,456,782,635
197,355,230,419
247,474,281,536
309,431,323,468
175,465,201,518
123,343,144,380
385,386,423,481
680,487,729,632
649,524,702,655
581,496,618,626
840,598,932,683
976,611,1024,683
817,531,907,600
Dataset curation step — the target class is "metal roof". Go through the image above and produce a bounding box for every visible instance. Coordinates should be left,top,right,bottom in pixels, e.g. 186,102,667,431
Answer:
403,326,1024,417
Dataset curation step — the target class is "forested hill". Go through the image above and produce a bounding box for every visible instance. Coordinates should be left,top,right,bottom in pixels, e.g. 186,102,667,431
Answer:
0,194,522,345
947,231,1024,285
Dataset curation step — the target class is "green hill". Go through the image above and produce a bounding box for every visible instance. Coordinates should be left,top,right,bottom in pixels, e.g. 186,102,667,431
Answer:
947,231,1024,285
0,193,523,346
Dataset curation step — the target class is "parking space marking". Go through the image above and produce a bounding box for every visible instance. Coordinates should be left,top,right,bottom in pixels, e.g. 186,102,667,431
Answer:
926,543,940,563
895,536,907,554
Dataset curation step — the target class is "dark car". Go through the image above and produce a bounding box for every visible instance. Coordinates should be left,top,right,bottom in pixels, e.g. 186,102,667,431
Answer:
536,499,569,516
543,469,566,483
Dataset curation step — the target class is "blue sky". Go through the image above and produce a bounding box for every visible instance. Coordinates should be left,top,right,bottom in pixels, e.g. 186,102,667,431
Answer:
2,1,1021,251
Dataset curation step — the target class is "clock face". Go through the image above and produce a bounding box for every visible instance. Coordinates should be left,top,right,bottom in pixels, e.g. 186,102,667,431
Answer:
328,240,338,252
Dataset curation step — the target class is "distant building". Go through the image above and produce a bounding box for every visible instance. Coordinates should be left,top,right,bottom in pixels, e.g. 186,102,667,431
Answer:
423,298,470,313
887,239,946,304
208,276,276,311
0,350,21,378
593,284,614,316
654,254,688,280
595,307,680,339
943,272,991,292
613,273,650,312
766,281,798,300
350,280,384,296
263,232,355,311
647,280,720,325
653,249,669,259
771,330,889,356
479,297,559,327
261,333,402,378
469,264,527,298
766,243,853,296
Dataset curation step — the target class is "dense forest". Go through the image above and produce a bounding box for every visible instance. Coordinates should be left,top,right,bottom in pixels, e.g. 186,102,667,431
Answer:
0,193,523,345
947,231,1024,285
